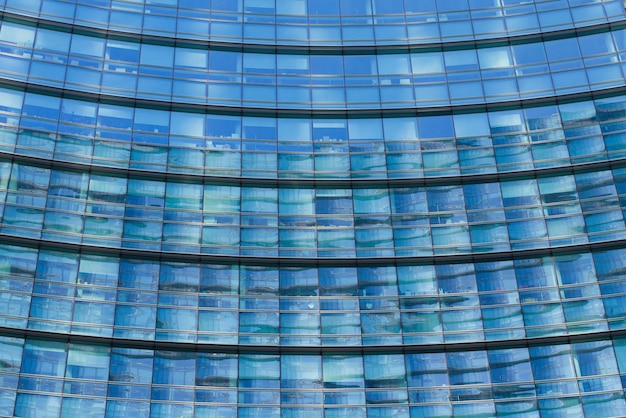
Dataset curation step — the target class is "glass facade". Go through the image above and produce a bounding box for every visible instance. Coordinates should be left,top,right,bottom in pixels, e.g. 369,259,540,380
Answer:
1,0,626,417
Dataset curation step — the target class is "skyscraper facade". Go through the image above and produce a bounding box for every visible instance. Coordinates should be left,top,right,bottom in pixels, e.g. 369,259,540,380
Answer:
2,0,626,416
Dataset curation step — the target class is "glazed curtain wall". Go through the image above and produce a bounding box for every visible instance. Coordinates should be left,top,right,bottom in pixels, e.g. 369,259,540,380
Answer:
3,87,626,179
2,334,626,417
1,243,626,345
2,159,626,256
2,0,623,44
2,19,626,108
2,0,626,417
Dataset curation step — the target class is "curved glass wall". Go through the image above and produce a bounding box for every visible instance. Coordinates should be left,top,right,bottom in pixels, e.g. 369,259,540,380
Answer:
2,87,626,179
2,0,626,417
1,159,626,256
0,338,626,418
1,242,626,345
2,0,624,45
1,20,626,108
2,334,626,417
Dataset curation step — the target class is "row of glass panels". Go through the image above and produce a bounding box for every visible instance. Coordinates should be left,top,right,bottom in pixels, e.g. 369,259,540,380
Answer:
2,21,626,107
3,88,626,179
4,116,625,178
1,335,626,417
1,242,625,344
3,0,622,44
2,159,626,255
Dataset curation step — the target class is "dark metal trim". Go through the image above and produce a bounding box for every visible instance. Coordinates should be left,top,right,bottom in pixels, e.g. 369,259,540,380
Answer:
1,232,625,267
1,325,625,354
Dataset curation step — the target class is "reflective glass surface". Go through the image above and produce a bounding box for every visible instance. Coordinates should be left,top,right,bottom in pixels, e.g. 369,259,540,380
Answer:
2,0,626,416
1,88,626,179
0,243,626,344
2,334,626,417
0,159,626,255
2,0,624,45
1,21,626,108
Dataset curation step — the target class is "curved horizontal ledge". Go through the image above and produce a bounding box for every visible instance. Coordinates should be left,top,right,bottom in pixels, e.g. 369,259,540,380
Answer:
3,148,626,189
1,325,625,354
1,232,625,268
3,9,625,54
4,78,626,119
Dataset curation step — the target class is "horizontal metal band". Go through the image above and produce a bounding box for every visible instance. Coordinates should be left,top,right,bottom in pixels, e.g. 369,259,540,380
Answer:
1,231,625,267
1,324,625,354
